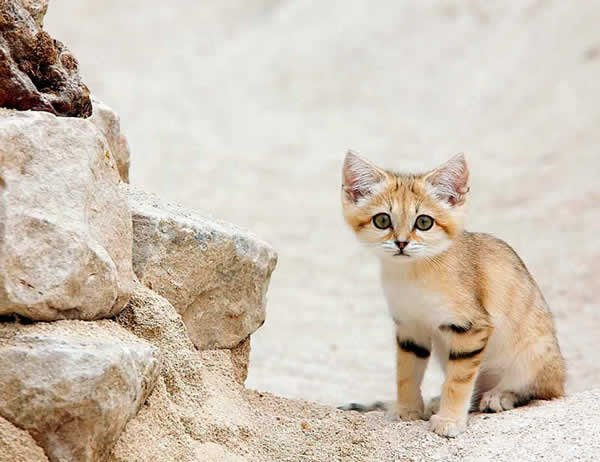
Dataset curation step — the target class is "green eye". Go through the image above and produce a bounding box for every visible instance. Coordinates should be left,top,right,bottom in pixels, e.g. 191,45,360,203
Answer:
415,215,434,231
372,213,392,229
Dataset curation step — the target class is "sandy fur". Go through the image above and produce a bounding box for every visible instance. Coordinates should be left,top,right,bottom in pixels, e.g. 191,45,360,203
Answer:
341,152,565,437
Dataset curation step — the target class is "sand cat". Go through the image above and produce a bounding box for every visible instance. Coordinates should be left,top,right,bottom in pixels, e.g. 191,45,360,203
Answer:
340,151,565,437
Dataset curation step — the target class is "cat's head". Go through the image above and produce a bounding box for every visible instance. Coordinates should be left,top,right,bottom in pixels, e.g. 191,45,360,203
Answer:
341,151,469,262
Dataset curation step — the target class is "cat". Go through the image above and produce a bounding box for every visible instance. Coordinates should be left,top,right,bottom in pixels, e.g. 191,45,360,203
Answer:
339,151,565,437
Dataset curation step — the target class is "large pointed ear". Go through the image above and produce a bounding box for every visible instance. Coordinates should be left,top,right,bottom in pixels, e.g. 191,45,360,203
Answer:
342,150,386,203
424,153,470,206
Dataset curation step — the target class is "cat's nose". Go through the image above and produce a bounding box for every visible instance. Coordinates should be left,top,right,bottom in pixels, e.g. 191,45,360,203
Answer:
394,240,408,250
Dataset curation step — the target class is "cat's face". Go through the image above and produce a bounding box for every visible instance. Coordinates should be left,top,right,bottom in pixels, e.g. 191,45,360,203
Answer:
341,152,469,263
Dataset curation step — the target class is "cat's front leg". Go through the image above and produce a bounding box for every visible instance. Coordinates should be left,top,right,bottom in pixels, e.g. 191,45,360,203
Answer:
430,325,491,437
390,324,431,421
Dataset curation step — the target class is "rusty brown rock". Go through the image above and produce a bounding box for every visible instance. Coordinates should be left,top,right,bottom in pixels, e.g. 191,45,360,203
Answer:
21,0,47,28
0,0,91,117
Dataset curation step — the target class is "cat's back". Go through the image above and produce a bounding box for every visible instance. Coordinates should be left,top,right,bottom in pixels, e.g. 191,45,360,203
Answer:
461,231,540,289
460,231,551,318
461,231,529,271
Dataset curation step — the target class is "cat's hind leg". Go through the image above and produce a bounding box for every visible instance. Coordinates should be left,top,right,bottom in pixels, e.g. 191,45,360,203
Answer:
478,337,565,413
479,390,526,412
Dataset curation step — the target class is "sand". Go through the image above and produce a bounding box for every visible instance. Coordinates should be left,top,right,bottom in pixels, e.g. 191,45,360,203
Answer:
45,0,599,412
110,283,600,462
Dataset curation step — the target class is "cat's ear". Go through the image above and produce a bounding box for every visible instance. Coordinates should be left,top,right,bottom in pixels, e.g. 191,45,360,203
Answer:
342,151,386,203
424,153,470,206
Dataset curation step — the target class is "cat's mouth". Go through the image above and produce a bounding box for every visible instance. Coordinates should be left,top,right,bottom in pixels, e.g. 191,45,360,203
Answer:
393,251,409,257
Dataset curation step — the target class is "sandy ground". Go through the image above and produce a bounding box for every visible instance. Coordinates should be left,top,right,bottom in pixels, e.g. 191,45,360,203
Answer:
46,0,600,406
112,282,600,462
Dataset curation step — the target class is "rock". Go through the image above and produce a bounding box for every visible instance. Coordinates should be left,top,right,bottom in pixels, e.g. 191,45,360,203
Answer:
127,186,277,349
0,320,161,462
0,0,91,117
21,0,48,28
0,109,134,320
89,97,130,182
0,415,49,462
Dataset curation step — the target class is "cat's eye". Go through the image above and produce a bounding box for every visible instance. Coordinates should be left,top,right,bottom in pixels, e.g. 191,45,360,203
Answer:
372,213,392,229
415,215,434,231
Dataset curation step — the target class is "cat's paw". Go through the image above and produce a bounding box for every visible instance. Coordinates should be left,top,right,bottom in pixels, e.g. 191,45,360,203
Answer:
479,391,517,413
424,396,440,420
429,414,467,438
385,403,424,422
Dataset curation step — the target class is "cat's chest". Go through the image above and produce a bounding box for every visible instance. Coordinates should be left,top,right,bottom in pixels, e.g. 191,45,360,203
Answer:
381,272,454,327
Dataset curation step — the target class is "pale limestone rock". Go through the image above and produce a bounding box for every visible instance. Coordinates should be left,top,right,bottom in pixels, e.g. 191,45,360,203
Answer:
126,186,277,349
0,415,49,462
0,109,134,320
0,320,160,462
90,97,130,182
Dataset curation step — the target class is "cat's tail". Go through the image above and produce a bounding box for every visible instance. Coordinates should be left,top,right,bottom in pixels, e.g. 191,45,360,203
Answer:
337,401,388,412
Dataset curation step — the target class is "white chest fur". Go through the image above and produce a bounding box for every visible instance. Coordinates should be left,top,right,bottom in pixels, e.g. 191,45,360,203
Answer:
380,262,455,328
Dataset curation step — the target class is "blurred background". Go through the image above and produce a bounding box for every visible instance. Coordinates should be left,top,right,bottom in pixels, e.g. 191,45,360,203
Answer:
46,0,599,405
